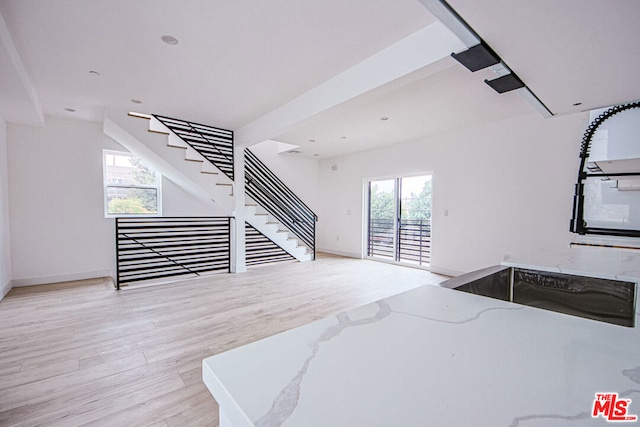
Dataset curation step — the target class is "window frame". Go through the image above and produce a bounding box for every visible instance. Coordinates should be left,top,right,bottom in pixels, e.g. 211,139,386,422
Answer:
103,149,162,218
364,172,433,267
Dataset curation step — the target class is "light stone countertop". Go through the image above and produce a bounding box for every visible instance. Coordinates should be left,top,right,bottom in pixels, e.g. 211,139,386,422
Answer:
203,260,640,427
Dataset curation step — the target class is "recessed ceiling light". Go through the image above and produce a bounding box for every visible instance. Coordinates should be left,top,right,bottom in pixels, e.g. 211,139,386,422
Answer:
161,35,179,45
88,70,101,76
130,99,143,104
64,108,76,112
380,116,389,121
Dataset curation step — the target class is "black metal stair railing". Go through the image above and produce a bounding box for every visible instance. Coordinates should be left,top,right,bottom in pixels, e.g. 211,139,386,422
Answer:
153,115,234,181
245,149,317,259
115,217,231,289
245,222,295,266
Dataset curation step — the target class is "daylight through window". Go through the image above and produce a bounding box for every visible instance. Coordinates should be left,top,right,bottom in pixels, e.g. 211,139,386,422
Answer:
367,175,432,266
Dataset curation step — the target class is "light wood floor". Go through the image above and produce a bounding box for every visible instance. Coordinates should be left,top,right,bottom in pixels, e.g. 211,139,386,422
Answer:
0,254,447,426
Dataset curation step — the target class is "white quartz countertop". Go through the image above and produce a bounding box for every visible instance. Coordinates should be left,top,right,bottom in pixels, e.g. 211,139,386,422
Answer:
203,283,640,426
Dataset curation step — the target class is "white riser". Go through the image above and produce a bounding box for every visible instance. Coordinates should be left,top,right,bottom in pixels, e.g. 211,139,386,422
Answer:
149,117,226,177
245,204,312,262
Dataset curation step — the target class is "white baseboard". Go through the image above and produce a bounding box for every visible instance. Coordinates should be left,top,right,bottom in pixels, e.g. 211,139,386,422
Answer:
12,269,112,287
317,248,362,259
428,265,465,278
1,279,12,300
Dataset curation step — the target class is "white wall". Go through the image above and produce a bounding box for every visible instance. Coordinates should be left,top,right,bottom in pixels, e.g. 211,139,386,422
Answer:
7,116,222,287
4,112,633,288
8,116,121,285
161,176,222,217
318,112,590,275
0,117,12,299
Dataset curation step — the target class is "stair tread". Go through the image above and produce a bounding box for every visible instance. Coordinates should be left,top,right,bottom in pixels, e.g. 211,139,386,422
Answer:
128,112,152,120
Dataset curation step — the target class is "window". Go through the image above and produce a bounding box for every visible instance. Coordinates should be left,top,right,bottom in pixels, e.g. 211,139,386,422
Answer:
103,150,162,216
366,174,432,266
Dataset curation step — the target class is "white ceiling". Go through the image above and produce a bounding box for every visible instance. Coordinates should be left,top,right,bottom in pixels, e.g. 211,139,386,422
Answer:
1,0,639,159
274,57,533,158
448,0,640,114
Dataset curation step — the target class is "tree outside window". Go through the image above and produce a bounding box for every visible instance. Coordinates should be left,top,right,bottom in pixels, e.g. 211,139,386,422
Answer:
104,151,162,216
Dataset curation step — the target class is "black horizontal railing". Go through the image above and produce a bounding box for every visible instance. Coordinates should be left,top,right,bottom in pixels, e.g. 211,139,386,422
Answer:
245,149,317,259
368,218,395,259
368,218,431,265
153,115,234,181
115,217,231,289
398,219,431,265
245,222,295,266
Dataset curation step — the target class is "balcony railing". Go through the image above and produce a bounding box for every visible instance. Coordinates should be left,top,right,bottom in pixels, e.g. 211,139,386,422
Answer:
368,218,431,266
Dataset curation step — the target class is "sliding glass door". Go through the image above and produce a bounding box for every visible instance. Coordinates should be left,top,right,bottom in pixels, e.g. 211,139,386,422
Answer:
367,175,432,266
398,175,432,265
367,179,396,260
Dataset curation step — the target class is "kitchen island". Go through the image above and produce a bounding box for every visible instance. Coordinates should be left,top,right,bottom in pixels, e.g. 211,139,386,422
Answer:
203,262,640,426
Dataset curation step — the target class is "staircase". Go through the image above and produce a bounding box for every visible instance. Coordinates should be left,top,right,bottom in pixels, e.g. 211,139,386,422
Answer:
105,110,316,265
151,114,234,181
245,222,295,266
104,110,235,214
244,149,317,260
245,199,312,262
133,113,236,198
